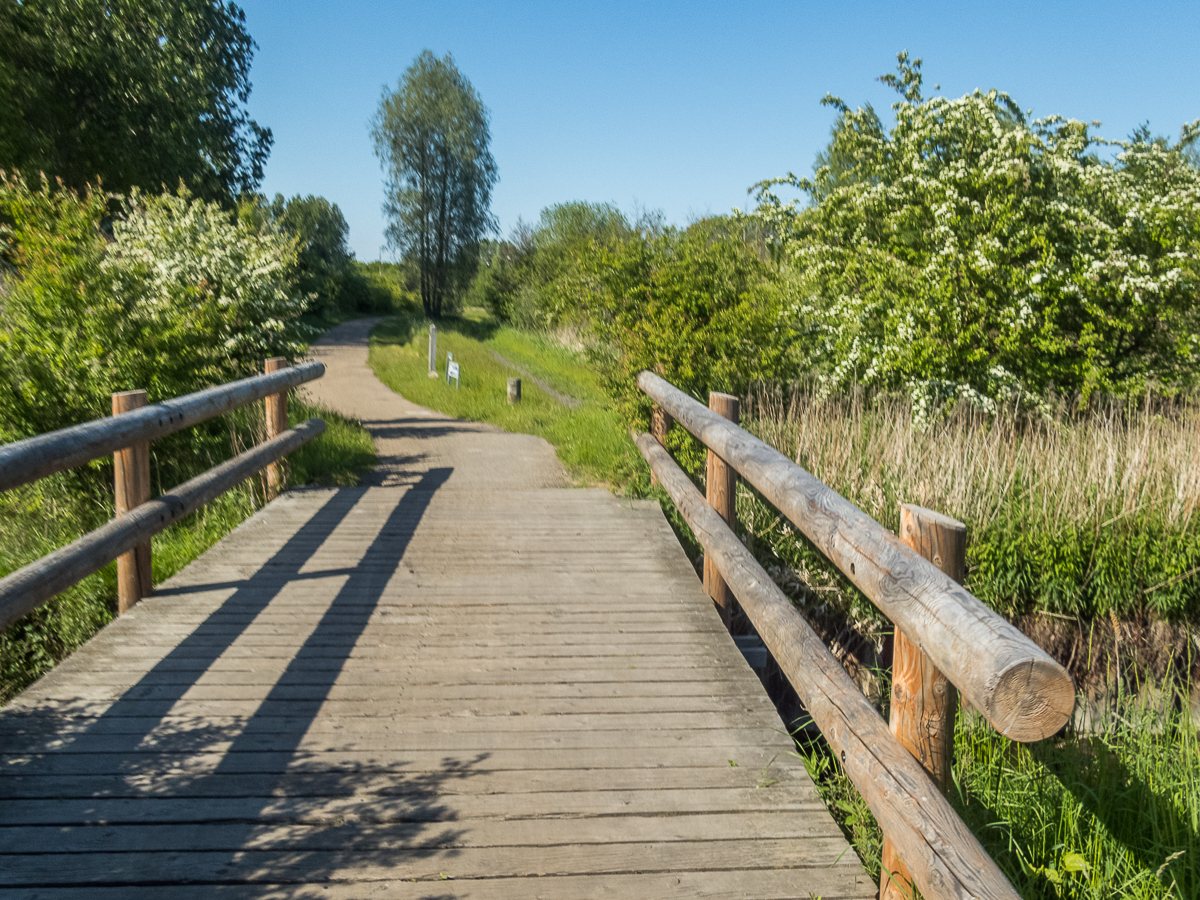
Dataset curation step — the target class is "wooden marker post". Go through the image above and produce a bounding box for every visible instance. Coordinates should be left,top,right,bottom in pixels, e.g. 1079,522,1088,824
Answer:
113,390,152,614
880,503,967,900
649,405,672,488
428,324,438,377
507,377,522,404
703,392,739,629
264,358,289,500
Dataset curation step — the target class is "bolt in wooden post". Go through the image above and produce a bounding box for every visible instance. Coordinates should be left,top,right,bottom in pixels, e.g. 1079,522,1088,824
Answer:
264,358,289,499
649,405,673,488
703,392,739,630
428,324,438,377
507,377,522,404
113,390,152,614
880,503,967,900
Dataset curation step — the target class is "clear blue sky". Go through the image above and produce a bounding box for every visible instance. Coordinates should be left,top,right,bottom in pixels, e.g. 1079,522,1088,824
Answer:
241,0,1200,260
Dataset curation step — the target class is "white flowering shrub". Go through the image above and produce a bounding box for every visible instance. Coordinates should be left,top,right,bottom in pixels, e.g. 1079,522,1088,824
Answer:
0,174,308,441
104,187,309,391
742,53,1200,409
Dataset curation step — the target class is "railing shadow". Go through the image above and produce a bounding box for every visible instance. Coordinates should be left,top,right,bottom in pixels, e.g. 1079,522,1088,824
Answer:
0,466,493,890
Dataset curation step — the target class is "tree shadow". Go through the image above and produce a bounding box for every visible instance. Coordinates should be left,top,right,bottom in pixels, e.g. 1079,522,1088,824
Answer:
370,310,501,349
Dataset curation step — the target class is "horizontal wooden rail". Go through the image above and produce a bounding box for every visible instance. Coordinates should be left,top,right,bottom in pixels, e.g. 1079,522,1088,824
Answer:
0,419,325,631
636,433,1018,900
0,361,325,494
638,370,1073,742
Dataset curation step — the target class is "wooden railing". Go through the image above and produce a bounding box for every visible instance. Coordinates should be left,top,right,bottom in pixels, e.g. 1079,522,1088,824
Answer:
637,371,1075,900
0,359,326,631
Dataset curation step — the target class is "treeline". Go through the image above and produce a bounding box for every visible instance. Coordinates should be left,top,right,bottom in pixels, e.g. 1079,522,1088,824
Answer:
466,54,1200,431
464,202,790,426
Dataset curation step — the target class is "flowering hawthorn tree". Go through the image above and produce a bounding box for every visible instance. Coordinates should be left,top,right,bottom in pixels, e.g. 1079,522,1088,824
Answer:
744,53,1200,412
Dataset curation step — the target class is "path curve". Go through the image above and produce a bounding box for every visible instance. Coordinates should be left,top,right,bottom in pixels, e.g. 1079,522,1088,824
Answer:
302,318,567,490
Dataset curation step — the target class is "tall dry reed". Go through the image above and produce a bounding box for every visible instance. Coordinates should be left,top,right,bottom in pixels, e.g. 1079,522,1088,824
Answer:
742,386,1200,621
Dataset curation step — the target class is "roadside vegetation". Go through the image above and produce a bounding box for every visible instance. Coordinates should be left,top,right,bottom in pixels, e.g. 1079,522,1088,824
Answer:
741,387,1199,899
0,397,376,706
368,305,642,488
805,696,1198,900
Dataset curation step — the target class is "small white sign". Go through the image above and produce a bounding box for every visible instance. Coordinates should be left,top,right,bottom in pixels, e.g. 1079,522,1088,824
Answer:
447,360,460,387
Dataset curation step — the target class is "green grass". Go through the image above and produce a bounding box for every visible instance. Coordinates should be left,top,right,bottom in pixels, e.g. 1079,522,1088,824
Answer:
0,396,375,705
798,687,1199,900
367,307,643,488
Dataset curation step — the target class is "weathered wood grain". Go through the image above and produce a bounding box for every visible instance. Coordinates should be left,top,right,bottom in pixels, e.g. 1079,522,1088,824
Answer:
0,469,872,898
636,431,1020,900
881,504,966,900
649,402,673,488
703,392,739,629
0,868,873,899
0,361,324,493
638,370,1074,741
263,358,289,500
113,390,152,614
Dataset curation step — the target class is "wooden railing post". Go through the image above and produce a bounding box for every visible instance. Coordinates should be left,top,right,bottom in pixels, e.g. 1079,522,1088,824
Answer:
507,377,522,405
880,503,967,900
264,358,289,499
703,392,739,630
649,404,673,487
113,390,152,614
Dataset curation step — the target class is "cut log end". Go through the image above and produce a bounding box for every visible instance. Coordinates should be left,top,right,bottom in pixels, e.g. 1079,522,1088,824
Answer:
991,658,1076,742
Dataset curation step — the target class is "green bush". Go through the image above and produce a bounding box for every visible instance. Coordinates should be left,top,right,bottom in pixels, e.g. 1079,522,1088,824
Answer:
0,174,309,443
587,218,796,424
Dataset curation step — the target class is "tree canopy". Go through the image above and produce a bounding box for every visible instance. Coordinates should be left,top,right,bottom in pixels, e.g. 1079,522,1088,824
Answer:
371,50,497,317
0,0,271,202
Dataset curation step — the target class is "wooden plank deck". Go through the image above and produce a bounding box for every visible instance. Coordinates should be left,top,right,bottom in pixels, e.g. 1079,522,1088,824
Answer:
0,320,873,898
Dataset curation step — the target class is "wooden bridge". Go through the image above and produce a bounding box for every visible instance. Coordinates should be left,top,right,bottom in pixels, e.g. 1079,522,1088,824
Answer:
0,320,1074,899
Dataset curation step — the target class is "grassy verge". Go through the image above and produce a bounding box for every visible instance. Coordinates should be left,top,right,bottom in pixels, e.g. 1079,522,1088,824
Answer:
798,688,1199,900
743,385,1200,624
0,396,375,705
367,307,643,488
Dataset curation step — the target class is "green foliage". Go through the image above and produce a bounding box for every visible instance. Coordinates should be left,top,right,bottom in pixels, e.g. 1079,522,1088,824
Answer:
0,0,271,201
588,218,797,423
372,50,497,317
0,173,308,442
243,193,394,319
800,694,1200,900
357,259,417,304
465,240,524,322
746,53,1200,410
513,202,636,328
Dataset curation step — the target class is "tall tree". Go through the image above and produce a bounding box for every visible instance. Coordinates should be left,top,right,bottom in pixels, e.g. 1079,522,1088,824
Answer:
0,0,271,202
371,51,497,317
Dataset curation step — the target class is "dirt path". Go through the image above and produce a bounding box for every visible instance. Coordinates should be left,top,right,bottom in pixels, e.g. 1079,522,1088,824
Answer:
301,318,567,490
